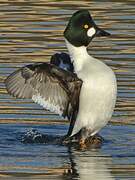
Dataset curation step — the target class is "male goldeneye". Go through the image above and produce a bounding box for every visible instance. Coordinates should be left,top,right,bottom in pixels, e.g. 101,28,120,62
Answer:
5,10,117,147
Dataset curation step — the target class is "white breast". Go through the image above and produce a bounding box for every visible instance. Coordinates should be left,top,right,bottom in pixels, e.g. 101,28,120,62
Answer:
65,40,117,137
71,58,117,136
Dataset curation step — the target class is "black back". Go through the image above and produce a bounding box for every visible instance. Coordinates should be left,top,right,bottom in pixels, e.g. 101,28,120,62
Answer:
50,52,74,72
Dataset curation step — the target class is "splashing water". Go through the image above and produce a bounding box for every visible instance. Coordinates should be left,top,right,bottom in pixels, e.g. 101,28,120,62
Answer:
21,128,63,144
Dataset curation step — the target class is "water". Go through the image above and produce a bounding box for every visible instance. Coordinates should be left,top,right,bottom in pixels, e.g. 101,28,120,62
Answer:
0,0,135,179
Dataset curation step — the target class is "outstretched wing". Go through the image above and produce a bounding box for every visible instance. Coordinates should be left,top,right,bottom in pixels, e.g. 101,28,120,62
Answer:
5,63,82,123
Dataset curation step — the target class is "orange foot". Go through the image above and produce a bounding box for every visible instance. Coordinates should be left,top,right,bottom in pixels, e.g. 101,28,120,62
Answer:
79,135,103,149
85,134,103,148
79,138,87,149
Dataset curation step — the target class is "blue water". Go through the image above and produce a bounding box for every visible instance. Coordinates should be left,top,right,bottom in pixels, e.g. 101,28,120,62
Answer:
0,123,134,179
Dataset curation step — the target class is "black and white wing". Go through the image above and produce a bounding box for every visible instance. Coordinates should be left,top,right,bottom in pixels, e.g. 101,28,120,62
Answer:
5,63,82,125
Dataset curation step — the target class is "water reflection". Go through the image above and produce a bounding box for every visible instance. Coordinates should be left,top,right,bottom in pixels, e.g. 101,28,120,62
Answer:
17,129,114,179
0,124,134,179
64,147,114,180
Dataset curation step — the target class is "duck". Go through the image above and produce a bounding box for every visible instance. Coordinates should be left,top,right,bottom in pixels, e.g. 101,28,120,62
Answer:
5,10,117,147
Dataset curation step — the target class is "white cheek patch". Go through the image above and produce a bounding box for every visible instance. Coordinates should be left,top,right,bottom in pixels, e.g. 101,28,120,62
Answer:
87,27,96,37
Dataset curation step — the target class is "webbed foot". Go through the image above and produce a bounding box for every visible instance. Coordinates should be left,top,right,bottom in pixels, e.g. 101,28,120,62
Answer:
84,134,103,148
62,129,103,148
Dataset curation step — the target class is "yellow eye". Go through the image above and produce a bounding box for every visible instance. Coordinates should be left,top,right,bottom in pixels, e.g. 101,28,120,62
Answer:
84,24,89,29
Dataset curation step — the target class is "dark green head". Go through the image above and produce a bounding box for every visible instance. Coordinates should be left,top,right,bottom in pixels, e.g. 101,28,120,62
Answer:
64,10,110,47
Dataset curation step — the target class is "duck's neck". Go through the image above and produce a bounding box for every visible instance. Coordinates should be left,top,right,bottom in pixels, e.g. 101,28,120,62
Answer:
65,39,90,72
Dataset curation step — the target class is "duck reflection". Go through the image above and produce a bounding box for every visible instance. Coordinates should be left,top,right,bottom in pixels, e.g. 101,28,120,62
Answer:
21,129,114,180
63,147,115,180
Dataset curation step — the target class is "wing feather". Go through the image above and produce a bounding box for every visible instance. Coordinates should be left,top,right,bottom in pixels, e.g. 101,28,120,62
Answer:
5,63,82,120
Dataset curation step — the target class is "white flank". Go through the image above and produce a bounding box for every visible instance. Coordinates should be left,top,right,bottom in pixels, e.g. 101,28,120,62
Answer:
32,94,63,116
66,40,117,137
87,27,96,37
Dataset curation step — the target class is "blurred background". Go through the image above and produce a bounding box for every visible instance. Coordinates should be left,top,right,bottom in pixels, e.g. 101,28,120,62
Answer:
0,0,134,179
